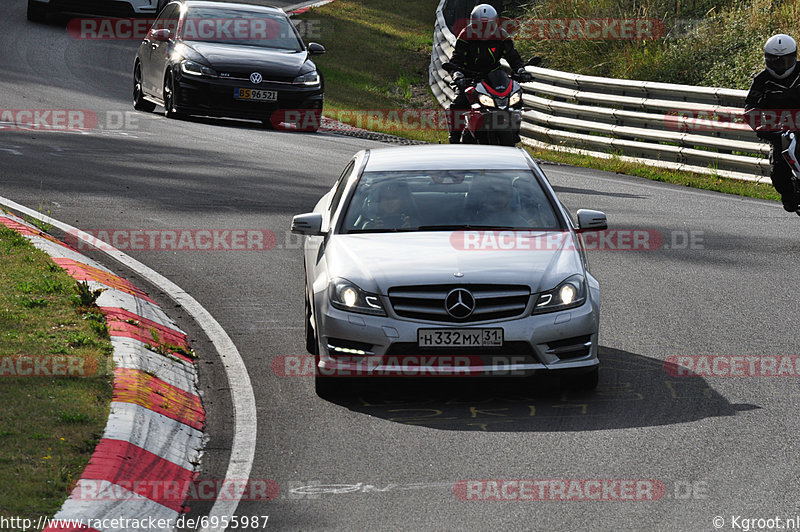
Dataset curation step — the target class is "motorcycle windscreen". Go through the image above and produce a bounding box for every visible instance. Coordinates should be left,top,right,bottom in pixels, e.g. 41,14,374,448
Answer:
485,69,511,92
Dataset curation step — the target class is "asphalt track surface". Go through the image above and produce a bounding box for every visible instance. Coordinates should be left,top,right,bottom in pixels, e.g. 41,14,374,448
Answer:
2,1,800,530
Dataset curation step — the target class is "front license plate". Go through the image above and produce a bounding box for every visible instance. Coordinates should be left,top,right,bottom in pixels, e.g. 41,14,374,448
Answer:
418,328,503,347
234,88,277,102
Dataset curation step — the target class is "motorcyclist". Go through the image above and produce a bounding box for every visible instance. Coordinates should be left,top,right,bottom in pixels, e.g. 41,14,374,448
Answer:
447,3,532,144
745,34,800,214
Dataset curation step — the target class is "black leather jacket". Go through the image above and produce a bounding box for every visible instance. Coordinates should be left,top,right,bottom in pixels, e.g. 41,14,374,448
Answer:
744,63,800,142
450,25,525,76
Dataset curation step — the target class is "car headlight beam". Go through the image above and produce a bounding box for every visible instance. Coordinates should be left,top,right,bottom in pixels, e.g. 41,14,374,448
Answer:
294,70,320,86
534,275,586,314
329,278,386,316
180,60,218,78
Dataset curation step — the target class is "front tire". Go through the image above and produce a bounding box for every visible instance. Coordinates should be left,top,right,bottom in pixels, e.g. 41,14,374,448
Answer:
133,63,156,112
305,295,317,355
496,130,516,146
569,366,599,391
163,72,184,119
27,0,47,22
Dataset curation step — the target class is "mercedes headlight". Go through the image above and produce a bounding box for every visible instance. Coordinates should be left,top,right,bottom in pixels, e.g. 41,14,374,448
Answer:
294,70,320,86
329,278,386,316
478,94,496,107
180,60,218,78
533,275,586,314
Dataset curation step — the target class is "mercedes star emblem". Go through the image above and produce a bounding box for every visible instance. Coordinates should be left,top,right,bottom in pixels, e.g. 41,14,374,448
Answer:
445,288,475,319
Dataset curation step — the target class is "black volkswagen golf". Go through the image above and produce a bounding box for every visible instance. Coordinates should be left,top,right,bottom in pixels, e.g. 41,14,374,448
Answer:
133,1,325,130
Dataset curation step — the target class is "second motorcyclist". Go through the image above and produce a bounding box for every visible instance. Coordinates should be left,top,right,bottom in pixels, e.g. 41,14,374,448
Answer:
745,33,800,214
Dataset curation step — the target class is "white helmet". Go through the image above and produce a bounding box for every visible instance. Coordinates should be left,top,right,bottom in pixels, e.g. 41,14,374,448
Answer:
470,3,498,24
764,34,797,79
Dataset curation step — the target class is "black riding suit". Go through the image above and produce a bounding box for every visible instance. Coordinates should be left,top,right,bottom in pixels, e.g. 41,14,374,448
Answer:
448,24,526,143
745,63,800,209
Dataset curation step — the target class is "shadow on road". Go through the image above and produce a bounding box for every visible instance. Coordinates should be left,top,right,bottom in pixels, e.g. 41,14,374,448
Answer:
323,346,757,432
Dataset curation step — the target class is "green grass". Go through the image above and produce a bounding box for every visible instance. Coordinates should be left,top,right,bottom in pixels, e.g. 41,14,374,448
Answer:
511,0,800,89
295,0,449,143
0,223,113,520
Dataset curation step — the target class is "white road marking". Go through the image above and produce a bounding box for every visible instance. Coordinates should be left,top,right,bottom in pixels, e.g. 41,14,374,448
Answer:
0,196,256,532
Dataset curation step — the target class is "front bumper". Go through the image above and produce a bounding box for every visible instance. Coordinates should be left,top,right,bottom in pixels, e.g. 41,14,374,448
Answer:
313,290,599,378
173,71,324,122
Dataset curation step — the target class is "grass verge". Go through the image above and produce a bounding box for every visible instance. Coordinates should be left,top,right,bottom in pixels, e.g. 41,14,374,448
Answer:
525,146,780,201
0,223,113,520
295,0,780,202
295,0,448,144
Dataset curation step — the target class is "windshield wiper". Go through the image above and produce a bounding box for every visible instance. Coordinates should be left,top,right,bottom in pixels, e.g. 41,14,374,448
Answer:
415,224,527,231
346,228,419,234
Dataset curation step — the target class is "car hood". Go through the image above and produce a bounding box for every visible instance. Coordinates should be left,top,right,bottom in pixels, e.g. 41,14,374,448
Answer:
184,41,310,77
325,232,584,294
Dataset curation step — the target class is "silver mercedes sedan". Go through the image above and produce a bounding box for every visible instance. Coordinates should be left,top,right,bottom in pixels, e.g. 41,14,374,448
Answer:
291,145,607,395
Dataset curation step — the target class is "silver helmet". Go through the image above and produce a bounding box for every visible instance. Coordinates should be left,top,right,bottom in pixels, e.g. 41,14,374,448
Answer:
764,34,797,79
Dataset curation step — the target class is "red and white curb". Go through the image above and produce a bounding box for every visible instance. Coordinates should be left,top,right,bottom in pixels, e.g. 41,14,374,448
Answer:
0,212,205,532
286,0,335,15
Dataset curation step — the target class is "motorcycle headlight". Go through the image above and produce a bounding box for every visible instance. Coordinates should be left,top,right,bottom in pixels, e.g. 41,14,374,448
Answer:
180,60,218,78
294,70,320,86
533,275,586,314
478,94,496,107
329,278,386,316
509,92,521,106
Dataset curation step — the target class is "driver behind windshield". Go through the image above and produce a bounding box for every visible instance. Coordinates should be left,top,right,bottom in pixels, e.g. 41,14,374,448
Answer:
447,3,531,144
361,180,419,230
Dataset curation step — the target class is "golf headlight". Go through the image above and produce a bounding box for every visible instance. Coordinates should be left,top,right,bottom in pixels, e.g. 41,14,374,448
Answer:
509,92,521,106
294,70,320,86
478,94,496,107
180,60,218,78
533,275,586,314
329,278,386,316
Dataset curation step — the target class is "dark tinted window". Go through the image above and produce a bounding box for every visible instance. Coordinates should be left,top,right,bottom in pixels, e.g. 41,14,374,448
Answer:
342,170,562,232
181,7,303,51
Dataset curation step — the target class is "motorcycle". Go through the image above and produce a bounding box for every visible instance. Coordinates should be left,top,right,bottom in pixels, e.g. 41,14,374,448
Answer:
443,57,539,146
780,129,800,212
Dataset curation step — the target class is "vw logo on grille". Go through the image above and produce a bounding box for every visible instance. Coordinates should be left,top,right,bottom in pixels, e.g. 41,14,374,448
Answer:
250,72,263,84
445,288,475,319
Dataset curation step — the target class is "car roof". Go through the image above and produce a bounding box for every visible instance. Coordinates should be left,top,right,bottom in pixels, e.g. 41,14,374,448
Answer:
363,145,534,172
183,1,285,15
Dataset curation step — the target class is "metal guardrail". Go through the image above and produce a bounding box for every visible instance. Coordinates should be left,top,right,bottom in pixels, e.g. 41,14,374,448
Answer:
428,0,771,182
